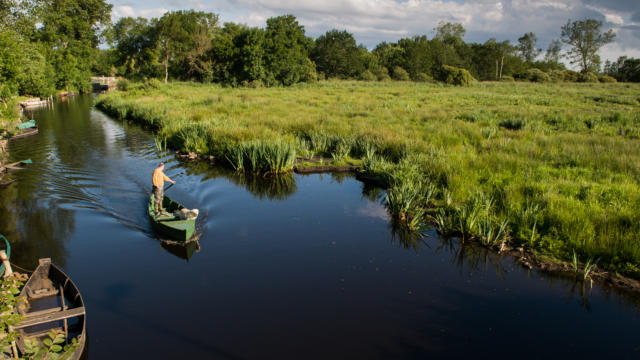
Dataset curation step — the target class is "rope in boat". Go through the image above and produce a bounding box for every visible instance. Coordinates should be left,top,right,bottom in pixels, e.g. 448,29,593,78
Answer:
0,234,11,276
10,261,34,273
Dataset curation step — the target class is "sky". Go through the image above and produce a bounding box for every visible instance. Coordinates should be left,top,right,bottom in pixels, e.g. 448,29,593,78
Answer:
107,0,640,64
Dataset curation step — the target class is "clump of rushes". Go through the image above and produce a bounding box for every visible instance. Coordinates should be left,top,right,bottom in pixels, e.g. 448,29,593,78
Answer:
226,140,296,174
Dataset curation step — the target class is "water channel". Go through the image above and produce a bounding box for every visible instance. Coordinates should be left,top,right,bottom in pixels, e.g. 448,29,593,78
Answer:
2,96,639,359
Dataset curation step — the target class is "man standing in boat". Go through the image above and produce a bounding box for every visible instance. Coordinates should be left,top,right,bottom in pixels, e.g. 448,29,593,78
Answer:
152,162,175,216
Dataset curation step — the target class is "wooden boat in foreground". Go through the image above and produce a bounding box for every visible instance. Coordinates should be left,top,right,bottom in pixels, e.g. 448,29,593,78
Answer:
148,194,197,242
14,258,86,360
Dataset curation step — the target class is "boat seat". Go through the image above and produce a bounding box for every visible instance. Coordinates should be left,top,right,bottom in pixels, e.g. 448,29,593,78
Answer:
13,307,85,330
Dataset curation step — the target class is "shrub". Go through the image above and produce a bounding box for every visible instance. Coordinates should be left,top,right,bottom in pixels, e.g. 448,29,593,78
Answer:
413,72,434,82
359,70,377,81
374,66,391,81
563,70,580,82
392,66,410,81
117,78,130,91
578,72,599,83
549,70,565,82
301,58,318,83
525,68,551,83
142,78,162,90
438,65,472,86
501,75,515,82
598,75,617,83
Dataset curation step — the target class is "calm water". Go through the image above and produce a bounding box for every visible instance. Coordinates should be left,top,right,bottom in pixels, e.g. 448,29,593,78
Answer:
2,96,640,359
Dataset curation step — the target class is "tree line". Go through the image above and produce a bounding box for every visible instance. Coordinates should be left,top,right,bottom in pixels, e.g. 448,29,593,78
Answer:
1,0,639,100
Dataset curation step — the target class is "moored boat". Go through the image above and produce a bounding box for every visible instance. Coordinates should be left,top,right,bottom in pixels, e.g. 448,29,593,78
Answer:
148,194,197,242
3,159,32,173
19,98,50,109
14,258,86,360
11,122,38,140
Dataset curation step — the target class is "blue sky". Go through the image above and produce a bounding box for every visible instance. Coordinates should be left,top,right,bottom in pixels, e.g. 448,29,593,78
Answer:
108,0,640,63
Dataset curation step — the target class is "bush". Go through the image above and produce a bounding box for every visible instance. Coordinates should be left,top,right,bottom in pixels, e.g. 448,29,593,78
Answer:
500,75,515,82
598,75,617,83
525,68,551,83
142,78,162,90
578,72,599,83
438,65,472,86
117,78,130,91
549,70,565,82
301,58,318,83
392,66,410,81
563,70,580,82
374,67,391,81
413,72,434,82
359,70,377,81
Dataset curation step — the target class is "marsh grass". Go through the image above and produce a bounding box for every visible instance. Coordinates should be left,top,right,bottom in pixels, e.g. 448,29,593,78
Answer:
96,80,640,279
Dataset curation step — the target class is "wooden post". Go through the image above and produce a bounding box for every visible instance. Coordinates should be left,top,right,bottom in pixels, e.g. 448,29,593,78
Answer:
0,250,13,278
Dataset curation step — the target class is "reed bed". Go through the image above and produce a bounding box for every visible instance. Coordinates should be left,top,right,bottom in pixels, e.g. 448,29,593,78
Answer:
96,80,640,279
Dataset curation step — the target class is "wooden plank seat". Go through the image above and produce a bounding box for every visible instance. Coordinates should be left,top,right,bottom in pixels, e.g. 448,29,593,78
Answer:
13,307,85,330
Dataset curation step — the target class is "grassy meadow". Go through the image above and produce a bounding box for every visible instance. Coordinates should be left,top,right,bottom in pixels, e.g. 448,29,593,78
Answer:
96,80,640,279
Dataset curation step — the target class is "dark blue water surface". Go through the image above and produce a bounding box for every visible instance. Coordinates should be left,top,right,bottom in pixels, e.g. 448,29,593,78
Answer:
2,96,639,359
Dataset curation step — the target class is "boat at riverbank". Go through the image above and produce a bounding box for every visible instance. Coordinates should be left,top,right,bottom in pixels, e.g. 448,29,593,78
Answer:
12,120,38,140
19,98,51,109
148,194,197,242
14,258,86,360
3,159,32,173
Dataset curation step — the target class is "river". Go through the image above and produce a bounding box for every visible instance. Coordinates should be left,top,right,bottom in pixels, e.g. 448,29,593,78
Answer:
2,95,639,359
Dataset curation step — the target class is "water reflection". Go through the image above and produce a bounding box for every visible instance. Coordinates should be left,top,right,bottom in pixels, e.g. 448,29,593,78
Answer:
160,240,200,261
181,161,297,200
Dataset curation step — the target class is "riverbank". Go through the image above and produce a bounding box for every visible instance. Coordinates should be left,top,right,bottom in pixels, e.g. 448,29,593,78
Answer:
96,80,640,284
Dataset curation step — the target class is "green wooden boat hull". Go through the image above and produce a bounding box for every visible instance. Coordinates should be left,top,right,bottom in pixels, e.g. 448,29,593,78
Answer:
148,194,196,242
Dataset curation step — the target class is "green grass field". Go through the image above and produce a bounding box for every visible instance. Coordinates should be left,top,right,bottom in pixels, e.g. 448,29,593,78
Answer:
97,80,640,279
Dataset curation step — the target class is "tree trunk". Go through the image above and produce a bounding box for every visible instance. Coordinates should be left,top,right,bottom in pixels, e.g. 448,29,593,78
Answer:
499,56,504,80
164,56,168,84
496,60,499,80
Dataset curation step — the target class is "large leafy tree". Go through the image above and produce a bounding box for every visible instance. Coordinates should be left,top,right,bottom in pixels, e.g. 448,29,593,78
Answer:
37,0,112,91
517,32,541,63
263,15,314,86
154,10,219,83
311,29,366,79
397,36,432,80
434,22,466,46
111,17,157,78
561,18,615,73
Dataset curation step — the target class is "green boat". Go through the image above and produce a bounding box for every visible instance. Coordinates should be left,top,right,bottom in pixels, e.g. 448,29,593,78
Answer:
148,194,197,242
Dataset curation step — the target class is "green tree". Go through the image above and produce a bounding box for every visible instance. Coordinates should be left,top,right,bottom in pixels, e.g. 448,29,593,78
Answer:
154,10,219,83
111,17,156,78
544,39,562,64
561,18,615,73
36,0,112,91
397,36,432,79
517,32,541,63
263,15,314,86
434,21,466,46
311,29,366,79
